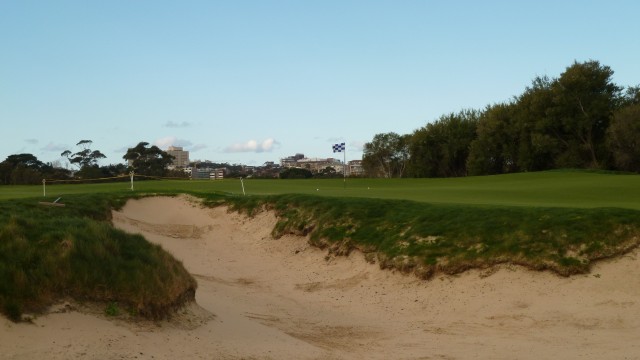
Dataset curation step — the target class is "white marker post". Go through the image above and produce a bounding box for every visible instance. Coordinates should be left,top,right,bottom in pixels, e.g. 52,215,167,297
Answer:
240,177,246,196
130,171,135,191
42,179,46,197
343,144,346,189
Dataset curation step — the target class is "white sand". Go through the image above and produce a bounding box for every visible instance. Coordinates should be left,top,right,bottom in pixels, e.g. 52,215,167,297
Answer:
3,195,640,359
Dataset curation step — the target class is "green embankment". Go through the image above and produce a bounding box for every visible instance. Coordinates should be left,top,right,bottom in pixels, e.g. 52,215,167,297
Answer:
221,194,640,279
1,170,640,321
0,193,196,322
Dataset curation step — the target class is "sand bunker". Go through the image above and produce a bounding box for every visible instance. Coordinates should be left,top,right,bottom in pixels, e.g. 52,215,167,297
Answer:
3,195,640,359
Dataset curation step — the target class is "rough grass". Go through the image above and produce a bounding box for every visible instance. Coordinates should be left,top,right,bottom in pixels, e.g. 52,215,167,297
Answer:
0,194,196,322
221,193,640,279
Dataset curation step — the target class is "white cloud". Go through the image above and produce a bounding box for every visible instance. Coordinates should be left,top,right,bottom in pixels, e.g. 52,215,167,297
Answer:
164,121,192,128
190,144,207,152
153,136,193,149
224,138,279,153
40,142,68,152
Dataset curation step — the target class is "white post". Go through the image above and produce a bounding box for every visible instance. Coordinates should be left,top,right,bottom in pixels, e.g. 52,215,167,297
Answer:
240,178,246,196
130,171,134,191
43,179,46,197
343,144,346,188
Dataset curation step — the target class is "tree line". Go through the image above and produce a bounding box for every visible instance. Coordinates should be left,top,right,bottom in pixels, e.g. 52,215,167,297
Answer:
0,141,183,185
363,60,640,177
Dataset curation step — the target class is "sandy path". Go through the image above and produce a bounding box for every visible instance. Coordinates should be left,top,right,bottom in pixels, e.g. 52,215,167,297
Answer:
3,195,640,359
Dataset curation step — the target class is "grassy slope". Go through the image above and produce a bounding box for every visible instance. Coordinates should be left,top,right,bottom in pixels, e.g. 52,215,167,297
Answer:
221,194,640,279
0,194,196,322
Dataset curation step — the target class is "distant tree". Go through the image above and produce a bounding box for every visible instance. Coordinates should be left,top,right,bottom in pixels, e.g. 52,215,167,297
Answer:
123,142,174,176
99,163,129,178
314,166,340,178
362,132,410,178
607,103,640,172
618,85,640,108
547,60,621,168
61,140,106,171
512,75,558,171
279,167,313,179
0,153,47,185
467,103,519,175
408,110,479,177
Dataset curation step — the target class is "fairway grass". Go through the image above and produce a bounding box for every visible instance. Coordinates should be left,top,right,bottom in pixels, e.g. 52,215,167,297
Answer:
3,170,640,209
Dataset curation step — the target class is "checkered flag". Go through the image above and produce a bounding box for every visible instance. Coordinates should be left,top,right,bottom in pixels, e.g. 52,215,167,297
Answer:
332,143,345,153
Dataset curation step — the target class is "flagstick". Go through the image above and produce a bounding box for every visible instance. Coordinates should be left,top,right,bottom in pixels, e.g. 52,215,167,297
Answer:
343,144,346,189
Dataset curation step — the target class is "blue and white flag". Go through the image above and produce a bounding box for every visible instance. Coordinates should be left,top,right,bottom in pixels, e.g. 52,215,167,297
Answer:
332,143,345,153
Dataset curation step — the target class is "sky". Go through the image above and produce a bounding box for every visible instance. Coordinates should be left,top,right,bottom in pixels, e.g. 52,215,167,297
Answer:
2,0,639,167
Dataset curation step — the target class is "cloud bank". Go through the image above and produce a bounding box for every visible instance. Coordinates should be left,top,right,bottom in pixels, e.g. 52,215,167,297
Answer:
224,138,279,153
154,136,193,149
164,121,192,128
40,142,68,152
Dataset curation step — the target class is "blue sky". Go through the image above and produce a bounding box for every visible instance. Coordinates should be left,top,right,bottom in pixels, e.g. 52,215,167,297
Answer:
2,0,639,167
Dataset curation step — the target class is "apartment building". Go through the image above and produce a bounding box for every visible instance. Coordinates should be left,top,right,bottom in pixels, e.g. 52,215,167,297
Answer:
167,146,190,168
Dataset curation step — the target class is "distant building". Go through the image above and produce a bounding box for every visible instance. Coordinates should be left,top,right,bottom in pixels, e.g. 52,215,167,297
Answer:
167,146,190,168
210,168,224,180
297,157,342,173
280,153,305,168
347,160,364,176
191,166,225,180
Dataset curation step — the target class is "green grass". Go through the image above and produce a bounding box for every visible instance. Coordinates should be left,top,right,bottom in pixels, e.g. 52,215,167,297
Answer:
222,193,640,278
0,193,196,322
4,170,640,209
2,170,640,321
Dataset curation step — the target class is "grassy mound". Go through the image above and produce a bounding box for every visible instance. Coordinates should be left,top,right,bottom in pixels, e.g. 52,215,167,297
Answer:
221,193,640,278
0,194,196,322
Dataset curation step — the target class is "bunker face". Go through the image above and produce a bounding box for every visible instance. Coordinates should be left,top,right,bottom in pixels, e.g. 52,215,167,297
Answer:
3,195,640,359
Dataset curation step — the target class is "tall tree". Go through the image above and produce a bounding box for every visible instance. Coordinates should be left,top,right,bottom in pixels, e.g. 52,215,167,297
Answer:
362,132,410,178
123,142,174,176
408,110,479,177
607,103,640,172
547,60,621,168
61,140,106,169
513,75,559,171
0,153,45,185
467,103,519,175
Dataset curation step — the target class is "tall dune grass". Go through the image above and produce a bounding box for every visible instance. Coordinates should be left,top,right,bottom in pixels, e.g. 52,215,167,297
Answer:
0,194,195,322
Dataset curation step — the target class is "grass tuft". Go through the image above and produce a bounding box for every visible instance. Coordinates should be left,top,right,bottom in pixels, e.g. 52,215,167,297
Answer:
0,194,196,322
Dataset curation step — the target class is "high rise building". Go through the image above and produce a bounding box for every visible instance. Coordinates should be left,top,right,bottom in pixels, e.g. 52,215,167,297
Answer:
167,146,190,168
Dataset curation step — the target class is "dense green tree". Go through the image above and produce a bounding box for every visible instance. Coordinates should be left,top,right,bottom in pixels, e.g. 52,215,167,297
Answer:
362,132,410,178
607,103,640,172
123,142,175,176
546,60,621,168
512,76,559,171
467,103,519,175
0,154,45,185
408,110,479,177
279,167,313,179
619,85,640,107
0,153,72,185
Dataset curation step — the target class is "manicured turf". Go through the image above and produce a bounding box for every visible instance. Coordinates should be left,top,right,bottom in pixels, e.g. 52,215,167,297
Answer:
3,170,640,209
